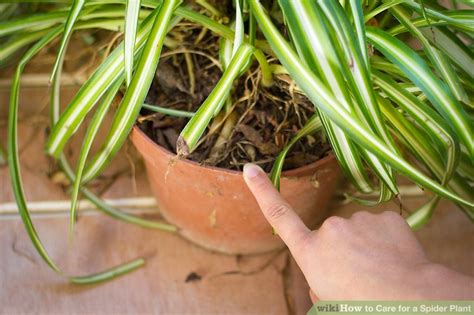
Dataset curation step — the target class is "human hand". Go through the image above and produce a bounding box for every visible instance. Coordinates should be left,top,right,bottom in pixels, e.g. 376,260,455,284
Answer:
243,163,474,300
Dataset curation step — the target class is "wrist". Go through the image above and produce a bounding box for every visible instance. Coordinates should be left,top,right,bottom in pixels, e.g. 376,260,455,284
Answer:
414,262,474,300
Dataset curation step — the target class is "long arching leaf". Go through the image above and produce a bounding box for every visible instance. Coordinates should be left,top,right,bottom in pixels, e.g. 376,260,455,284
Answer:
270,114,323,191
248,0,473,208
8,27,148,283
46,9,158,157
50,0,85,81
366,27,474,158
82,0,181,182
124,0,142,86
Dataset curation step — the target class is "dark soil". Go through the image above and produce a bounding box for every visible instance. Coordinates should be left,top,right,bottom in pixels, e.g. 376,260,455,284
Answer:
138,20,330,172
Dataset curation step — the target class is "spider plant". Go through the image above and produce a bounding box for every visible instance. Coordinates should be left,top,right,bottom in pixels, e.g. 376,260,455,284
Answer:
1,0,473,283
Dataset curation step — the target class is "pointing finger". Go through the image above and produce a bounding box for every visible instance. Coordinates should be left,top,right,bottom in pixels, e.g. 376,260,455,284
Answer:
243,163,310,250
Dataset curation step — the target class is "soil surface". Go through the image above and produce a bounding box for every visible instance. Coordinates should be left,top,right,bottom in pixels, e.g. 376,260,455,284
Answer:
138,20,330,172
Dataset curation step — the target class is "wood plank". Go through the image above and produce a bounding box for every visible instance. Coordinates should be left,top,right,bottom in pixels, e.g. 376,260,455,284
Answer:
0,214,301,314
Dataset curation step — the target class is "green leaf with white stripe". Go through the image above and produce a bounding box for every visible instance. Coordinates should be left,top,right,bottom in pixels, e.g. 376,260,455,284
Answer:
49,42,176,232
50,0,85,81
366,26,474,158
8,26,151,284
270,114,323,191
319,1,398,151
46,9,157,158
9,27,63,273
420,26,474,78
178,44,255,155
124,0,142,86
379,96,473,222
69,78,123,236
389,5,469,104
278,0,374,194
373,72,460,183
81,0,181,182
249,0,473,208
232,0,244,57
319,1,401,198
281,0,397,198
403,0,474,32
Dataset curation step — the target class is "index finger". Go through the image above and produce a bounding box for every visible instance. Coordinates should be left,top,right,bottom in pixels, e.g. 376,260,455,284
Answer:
243,163,310,250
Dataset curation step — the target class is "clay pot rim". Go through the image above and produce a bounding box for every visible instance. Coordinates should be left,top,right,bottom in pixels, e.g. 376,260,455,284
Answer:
132,125,335,177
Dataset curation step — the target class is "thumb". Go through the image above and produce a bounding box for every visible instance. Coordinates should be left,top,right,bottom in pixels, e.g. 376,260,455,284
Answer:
243,163,310,250
309,289,319,303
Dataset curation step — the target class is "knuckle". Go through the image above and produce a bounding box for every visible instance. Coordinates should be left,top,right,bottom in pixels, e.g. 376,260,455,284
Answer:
266,203,291,220
320,216,345,233
352,210,371,220
381,211,401,220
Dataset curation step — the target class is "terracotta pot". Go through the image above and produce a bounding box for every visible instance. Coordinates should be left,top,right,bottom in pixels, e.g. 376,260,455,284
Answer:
131,126,341,255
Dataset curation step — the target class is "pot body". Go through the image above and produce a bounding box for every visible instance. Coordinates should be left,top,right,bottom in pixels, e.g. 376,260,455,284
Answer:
131,126,341,255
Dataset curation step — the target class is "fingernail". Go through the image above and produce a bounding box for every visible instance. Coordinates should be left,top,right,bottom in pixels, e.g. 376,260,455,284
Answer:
243,163,261,179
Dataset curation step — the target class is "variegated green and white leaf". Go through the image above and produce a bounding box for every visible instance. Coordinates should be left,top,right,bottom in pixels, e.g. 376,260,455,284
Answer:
249,0,473,208
270,114,323,191
50,0,85,81
124,0,142,86
82,0,181,182
390,5,469,103
366,27,474,158
178,44,255,155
